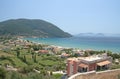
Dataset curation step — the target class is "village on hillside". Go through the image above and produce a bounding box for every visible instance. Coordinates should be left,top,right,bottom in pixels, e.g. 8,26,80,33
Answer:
0,36,120,79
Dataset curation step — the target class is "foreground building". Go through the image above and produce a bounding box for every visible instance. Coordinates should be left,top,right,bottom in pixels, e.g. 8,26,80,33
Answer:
67,54,112,76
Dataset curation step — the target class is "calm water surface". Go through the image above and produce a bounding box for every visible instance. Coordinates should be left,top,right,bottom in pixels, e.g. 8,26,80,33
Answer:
24,37,120,53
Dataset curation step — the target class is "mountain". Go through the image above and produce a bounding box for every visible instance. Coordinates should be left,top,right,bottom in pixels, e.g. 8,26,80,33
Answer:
75,33,120,37
75,33,105,37
101,33,120,37
0,19,72,37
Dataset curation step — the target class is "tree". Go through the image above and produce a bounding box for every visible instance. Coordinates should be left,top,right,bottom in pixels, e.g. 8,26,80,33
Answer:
33,54,37,63
50,71,53,75
27,48,31,53
73,53,79,57
63,48,73,54
23,55,27,63
20,66,33,74
40,69,47,76
16,50,20,57
32,45,39,51
84,51,89,57
31,51,35,59
10,71,21,79
0,68,6,79
16,48,20,57
107,51,112,56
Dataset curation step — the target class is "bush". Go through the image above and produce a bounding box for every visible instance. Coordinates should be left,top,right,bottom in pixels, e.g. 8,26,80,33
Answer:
0,68,6,79
53,74,62,79
20,66,33,74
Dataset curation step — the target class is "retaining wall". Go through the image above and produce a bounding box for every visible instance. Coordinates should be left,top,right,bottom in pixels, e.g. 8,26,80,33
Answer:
68,69,120,79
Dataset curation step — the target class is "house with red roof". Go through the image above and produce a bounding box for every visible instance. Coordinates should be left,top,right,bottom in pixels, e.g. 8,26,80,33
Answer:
38,50,49,54
67,55,112,76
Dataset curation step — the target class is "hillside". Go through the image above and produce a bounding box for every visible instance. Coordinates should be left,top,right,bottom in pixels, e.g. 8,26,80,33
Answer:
0,19,72,37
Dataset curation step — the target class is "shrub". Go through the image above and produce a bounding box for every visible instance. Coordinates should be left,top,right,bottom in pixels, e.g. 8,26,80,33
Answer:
0,68,6,79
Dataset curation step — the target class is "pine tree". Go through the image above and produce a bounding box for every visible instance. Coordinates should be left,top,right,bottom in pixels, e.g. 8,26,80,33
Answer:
23,55,27,63
34,54,37,63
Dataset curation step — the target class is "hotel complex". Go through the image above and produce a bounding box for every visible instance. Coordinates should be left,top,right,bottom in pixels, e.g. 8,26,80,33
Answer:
67,54,112,76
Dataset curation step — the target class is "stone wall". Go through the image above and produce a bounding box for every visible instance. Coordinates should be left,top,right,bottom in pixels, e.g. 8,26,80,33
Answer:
68,69,120,79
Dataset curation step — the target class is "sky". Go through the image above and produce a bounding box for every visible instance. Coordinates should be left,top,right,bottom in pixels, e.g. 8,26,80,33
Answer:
0,0,120,34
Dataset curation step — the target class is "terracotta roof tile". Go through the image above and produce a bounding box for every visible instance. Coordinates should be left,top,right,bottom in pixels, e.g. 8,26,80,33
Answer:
79,63,88,68
97,60,111,66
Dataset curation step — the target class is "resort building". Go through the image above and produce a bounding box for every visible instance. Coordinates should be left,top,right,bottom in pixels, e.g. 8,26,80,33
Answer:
67,54,112,76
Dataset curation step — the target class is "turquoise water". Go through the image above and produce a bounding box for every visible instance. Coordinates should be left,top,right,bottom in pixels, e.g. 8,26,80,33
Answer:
24,37,120,53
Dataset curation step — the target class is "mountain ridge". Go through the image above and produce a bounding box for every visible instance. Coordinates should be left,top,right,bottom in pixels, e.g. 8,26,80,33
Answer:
75,33,120,37
0,19,72,38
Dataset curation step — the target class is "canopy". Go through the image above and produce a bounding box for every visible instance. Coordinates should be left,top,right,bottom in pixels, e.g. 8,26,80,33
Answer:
97,60,111,66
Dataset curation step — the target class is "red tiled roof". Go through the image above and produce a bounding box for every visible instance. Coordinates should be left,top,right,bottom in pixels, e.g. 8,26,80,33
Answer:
79,63,88,68
62,53,70,57
39,50,48,53
97,60,111,66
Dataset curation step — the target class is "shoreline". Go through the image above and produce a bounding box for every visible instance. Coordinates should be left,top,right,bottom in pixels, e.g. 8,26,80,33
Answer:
19,37,120,53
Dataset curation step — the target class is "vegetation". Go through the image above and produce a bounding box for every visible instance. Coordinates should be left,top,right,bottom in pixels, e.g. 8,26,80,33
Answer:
0,69,62,79
86,50,106,56
118,74,120,79
0,39,65,79
1,48,65,68
1,36,120,79
0,68,6,79
0,19,72,37
107,52,120,60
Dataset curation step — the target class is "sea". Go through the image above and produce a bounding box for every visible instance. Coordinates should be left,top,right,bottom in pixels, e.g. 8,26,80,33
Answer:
23,37,120,53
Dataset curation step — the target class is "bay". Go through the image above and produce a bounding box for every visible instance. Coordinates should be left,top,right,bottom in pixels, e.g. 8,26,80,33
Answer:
24,37,120,53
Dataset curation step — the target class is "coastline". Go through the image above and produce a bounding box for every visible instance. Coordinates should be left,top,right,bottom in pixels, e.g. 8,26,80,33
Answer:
21,37,120,53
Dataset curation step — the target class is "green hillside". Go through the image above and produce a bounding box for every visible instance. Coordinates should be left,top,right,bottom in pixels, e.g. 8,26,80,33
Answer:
0,19,72,37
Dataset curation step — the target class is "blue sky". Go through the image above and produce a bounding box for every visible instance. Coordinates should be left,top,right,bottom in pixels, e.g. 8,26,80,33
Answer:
0,0,120,34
